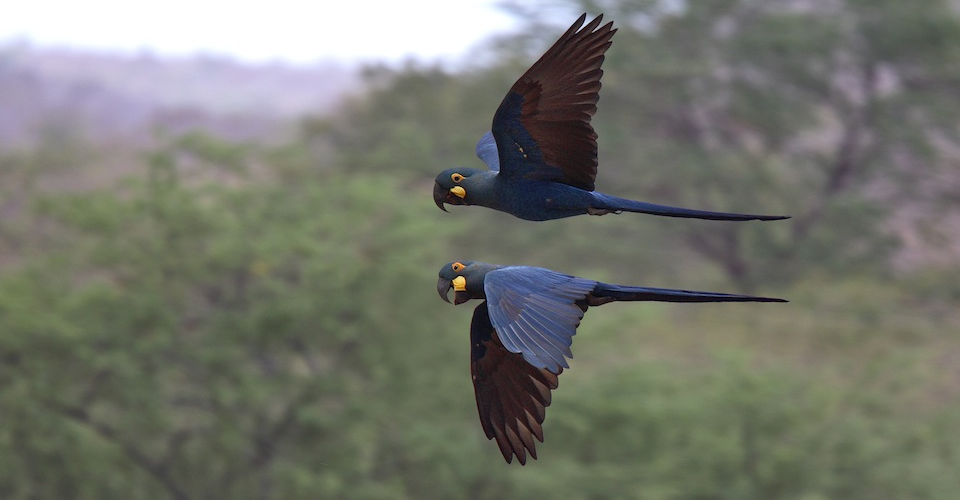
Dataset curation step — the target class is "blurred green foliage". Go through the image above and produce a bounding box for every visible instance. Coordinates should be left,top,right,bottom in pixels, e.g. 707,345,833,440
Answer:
2,0,960,498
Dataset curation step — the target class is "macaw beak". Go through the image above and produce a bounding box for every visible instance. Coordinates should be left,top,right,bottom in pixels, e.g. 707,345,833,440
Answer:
433,182,449,212
433,182,466,211
437,276,468,304
438,277,453,303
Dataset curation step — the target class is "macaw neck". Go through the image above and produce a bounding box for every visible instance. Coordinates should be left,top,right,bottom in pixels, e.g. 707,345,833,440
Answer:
466,262,506,296
464,171,503,209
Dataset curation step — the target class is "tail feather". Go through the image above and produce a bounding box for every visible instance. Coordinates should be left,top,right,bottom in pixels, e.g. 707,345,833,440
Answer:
594,282,787,303
593,193,789,222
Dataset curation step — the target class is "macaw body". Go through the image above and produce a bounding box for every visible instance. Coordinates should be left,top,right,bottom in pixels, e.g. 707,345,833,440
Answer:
436,166,787,221
437,260,786,464
433,14,789,223
436,168,600,221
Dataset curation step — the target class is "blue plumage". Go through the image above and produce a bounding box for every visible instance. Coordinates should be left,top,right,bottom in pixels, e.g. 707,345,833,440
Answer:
485,266,595,371
439,260,786,375
433,14,789,223
474,131,500,172
431,12,790,466
436,259,787,464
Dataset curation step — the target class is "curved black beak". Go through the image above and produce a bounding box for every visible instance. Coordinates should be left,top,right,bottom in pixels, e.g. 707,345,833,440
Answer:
433,182,449,212
437,277,452,303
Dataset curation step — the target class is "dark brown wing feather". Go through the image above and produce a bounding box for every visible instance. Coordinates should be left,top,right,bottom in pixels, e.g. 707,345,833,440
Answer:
493,14,616,191
470,302,561,465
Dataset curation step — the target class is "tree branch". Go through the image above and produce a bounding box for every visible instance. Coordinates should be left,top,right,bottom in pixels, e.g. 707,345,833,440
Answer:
792,61,878,243
46,401,195,500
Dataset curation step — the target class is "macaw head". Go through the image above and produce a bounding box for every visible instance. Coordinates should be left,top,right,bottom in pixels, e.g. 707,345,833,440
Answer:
437,260,500,305
433,168,486,211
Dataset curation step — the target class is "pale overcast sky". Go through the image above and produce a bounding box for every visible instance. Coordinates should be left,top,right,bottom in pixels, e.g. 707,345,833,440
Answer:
0,0,522,64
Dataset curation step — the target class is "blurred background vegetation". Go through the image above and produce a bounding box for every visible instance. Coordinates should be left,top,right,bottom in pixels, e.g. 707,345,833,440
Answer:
2,0,960,498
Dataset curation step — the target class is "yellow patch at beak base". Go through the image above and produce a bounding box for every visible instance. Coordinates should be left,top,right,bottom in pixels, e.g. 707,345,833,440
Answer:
450,186,466,199
452,276,467,292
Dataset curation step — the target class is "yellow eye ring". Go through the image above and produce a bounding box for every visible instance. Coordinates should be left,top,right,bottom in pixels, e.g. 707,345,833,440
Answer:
452,262,465,272
451,173,464,183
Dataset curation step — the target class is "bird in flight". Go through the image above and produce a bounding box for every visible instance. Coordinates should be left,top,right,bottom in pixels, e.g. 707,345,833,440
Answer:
433,14,788,222
437,260,786,464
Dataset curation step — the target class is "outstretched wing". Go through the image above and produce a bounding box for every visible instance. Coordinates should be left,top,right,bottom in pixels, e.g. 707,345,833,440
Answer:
489,14,615,191
470,301,560,465
484,266,597,372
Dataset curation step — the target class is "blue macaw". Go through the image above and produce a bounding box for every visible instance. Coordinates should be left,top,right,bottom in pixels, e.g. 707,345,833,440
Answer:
433,14,789,222
437,260,786,464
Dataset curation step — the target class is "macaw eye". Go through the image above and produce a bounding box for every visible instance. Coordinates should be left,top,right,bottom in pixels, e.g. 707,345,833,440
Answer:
451,173,464,183
452,262,465,272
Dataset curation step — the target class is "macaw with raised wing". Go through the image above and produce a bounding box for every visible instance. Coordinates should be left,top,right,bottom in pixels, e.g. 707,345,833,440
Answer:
437,260,786,464
433,14,788,222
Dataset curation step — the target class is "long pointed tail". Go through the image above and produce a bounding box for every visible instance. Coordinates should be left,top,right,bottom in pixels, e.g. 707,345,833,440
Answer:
593,282,787,303
592,192,789,221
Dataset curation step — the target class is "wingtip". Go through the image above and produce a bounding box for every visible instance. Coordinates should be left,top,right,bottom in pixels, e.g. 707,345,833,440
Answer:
566,13,588,34
569,13,612,35
582,13,604,32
